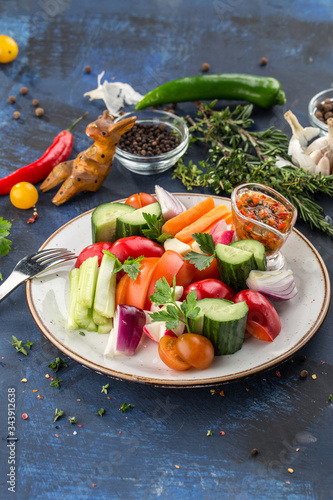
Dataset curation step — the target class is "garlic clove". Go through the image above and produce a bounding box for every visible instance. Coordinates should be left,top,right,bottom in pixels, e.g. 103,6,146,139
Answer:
309,149,323,164
284,110,319,148
314,153,330,176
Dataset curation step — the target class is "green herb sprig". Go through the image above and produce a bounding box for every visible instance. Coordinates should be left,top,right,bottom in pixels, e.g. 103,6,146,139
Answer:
54,408,64,422
173,103,333,237
11,336,34,356
48,357,68,373
149,277,200,332
50,377,63,389
103,250,144,281
119,402,135,413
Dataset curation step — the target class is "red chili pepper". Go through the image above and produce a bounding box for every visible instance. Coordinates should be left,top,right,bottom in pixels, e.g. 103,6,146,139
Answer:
0,112,88,195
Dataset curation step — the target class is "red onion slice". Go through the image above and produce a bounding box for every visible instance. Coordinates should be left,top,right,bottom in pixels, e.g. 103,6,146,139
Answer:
155,185,186,221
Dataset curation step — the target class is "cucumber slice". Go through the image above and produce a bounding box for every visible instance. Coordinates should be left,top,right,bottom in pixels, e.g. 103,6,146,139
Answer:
93,252,117,319
215,243,257,292
97,319,113,334
189,298,233,334
189,298,248,355
67,268,80,329
92,202,135,243
202,301,248,355
77,255,99,308
116,202,162,239
74,302,96,331
230,239,267,271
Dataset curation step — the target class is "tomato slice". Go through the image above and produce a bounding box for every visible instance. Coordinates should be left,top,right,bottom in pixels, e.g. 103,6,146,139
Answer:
158,335,191,371
144,250,184,309
175,259,197,288
175,333,215,370
246,320,274,342
75,242,114,268
111,236,164,262
125,257,160,309
125,193,156,209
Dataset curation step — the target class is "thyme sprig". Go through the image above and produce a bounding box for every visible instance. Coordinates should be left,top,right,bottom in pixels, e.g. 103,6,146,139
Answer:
173,103,333,236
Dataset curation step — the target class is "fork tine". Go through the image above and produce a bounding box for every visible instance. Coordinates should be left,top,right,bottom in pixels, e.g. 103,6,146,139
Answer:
33,249,76,264
36,252,77,266
39,255,77,269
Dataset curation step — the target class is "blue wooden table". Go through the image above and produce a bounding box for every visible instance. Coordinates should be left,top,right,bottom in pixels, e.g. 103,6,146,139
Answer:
1,1,332,498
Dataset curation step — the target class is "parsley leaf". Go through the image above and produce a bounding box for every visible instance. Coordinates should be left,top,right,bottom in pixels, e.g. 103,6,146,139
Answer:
0,217,12,256
119,402,135,413
48,357,68,373
149,277,200,332
142,213,164,241
183,251,214,270
113,255,144,281
192,232,215,254
54,408,64,422
97,408,105,416
69,416,77,424
183,232,216,270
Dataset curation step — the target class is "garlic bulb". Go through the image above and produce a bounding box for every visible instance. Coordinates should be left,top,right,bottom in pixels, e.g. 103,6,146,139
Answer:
306,118,333,172
284,110,319,173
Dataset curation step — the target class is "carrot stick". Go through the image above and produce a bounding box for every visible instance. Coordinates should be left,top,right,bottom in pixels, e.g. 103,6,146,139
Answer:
175,204,231,243
161,197,215,236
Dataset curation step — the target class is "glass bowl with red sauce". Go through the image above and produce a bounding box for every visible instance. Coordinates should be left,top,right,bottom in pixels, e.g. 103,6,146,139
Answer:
231,183,297,270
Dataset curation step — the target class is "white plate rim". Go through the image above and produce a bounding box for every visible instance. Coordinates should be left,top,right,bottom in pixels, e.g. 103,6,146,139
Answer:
26,194,331,388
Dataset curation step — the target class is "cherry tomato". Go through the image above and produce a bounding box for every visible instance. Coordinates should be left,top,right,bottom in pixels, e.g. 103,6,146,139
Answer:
183,279,235,302
125,192,156,209
233,289,281,340
158,335,191,371
175,333,215,370
75,242,114,268
0,35,19,63
111,236,164,263
10,182,38,209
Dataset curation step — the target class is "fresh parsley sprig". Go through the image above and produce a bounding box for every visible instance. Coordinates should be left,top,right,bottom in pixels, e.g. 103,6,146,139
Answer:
119,402,135,413
142,213,171,243
183,233,216,271
53,408,64,422
149,276,200,332
103,250,144,281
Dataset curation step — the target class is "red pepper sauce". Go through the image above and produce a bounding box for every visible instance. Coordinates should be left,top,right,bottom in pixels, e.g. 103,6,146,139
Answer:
235,191,293,254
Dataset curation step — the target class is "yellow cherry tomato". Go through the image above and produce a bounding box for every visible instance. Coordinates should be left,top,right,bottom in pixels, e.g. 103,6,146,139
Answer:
0,35,19,63
10,182,38,209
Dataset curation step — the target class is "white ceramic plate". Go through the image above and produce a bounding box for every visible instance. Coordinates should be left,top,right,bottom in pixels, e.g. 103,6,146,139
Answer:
27,194,331,387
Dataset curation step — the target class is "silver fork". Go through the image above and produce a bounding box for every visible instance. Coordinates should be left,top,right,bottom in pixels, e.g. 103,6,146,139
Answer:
0,248,77,303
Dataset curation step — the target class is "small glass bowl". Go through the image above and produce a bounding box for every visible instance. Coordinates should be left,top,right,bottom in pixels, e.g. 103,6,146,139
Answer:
308,88,333,136
114,109,189,175
231,183,297,270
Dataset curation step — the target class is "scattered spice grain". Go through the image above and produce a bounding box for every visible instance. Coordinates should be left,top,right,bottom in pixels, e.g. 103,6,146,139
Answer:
300,370,308,378
251,448,259,456
13,111,21,120
20,86,28,95
202,62,210,72
260,57,268,66
84,65,92,73
8,95,16,104
32,99,39,107
35,107,44,117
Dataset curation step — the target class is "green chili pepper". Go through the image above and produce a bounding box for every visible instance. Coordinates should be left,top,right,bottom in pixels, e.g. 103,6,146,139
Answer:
135,74,286,110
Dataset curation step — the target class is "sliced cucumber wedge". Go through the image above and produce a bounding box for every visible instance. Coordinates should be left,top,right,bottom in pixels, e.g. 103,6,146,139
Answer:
215,243,257,292
116,202,162,239
230,239,267,271
92,202,135,243
93,252,117,319
189,298,248,355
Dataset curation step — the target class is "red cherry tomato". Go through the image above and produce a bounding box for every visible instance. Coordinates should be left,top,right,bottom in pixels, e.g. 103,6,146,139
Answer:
175,333,215,370
158,335,191,371
111,236,164,263
183,279,235,302
233,289,281,340
125,192,157,209
75,242,114,268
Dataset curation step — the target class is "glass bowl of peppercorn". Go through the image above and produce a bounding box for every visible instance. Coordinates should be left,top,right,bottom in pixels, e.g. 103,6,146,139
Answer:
308,88,333,136
114,109,189,175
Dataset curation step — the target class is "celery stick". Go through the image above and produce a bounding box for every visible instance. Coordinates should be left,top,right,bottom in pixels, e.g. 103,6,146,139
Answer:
93,252,117,318
93,308,111,326
67,268,80,329
77,256,98,308
98,319,113,334
74,301,93,329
